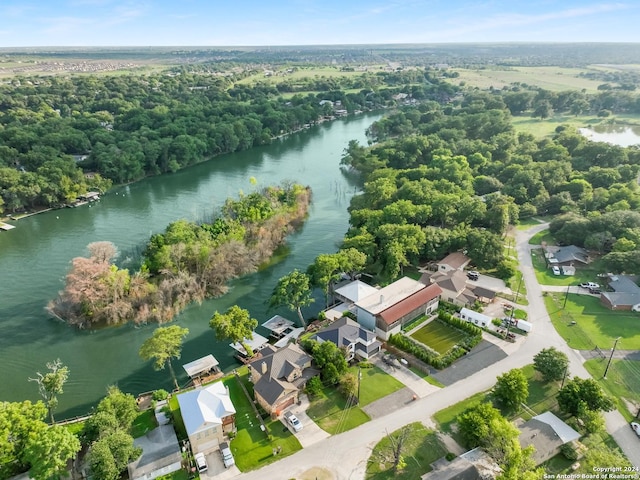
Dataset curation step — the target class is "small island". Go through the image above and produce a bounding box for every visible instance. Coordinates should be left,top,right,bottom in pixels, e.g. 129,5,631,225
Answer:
47,182,311,328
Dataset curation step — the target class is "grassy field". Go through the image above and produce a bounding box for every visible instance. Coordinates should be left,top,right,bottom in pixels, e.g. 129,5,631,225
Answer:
306,386,370,435
365,422,447,480
544,293,640,350
354,365,405,406
410,320,468,355
511,113,605,138
432,390,488,444
584,358,640,420
451,66,606,93
516,217,551,230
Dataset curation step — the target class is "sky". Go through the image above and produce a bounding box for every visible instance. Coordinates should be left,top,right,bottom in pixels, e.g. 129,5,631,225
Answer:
0,0,638,47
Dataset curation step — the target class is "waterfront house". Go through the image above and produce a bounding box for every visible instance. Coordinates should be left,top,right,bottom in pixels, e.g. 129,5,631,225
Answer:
311,317,381,361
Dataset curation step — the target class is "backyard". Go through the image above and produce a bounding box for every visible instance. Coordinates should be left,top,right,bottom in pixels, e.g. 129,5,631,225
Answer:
544,293,640,350
410,320,469,355
365,422,447,480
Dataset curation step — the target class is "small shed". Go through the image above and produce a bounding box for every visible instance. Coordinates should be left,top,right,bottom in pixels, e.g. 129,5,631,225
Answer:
262,315,295,339
182,354,220,380
460,308,491,328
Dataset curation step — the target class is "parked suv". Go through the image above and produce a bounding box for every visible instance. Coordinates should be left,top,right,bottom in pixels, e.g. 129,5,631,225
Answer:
631,422,640,437
219,442,235,468
284,411,303,432
467,271,479,281
579,282,600,289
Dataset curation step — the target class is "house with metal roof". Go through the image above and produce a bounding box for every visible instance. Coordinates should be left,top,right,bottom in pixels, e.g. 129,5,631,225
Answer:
355,277,442,340
248,343,316,414
176,381,236,454
518,411,580,465
127,425,182,480
311,317,381,361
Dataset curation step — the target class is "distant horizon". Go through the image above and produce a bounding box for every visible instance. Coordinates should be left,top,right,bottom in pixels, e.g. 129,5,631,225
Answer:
1,1,638,48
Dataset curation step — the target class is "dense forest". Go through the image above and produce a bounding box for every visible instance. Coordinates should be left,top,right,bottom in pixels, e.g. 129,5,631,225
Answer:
340,91,640,278
0,68,454,214
48,183,310,328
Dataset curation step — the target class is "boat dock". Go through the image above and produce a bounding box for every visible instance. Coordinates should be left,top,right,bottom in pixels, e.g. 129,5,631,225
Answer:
0,222,16,231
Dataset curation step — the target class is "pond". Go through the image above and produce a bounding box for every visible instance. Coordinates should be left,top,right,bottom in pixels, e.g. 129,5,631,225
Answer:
579,124,640,147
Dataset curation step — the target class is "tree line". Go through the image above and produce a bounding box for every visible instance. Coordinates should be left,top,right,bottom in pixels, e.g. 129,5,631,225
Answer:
47,183,311,328
340,91,640,278
0,67,455,215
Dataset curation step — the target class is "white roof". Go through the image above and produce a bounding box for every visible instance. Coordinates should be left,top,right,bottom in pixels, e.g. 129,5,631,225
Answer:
182,355,220,378
273,327,304,348
355,277,424,315
261,315,295,335
460,307,492,323
533,411,580,443
177,382,236,436
335,280,379,303
229,332,269,356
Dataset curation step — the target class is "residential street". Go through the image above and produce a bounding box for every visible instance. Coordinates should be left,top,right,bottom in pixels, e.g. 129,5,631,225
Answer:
234,222,640,480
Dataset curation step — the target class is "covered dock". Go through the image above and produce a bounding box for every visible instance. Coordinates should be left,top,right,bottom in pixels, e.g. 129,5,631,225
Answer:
261,315,295,339
230,332,269,362
182,354,222,386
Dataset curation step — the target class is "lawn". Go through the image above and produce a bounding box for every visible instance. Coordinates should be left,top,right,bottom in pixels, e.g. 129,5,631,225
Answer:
410,320,468,355
306,386,370,435
226,371,302,471
511,113,605,138
353,365,405,406
409,366,444,388
544,293,640,350
516,217,550,231
167,368,302,472
131,409,158,438
584,358,640,421
528,229,554,245
517,365,561,420
365,422,447,480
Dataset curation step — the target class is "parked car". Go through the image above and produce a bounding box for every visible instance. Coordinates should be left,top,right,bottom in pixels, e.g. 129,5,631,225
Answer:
631,422,640,437
219,441,235,468
579,282,600,289
552,266,561,275
284,411,303,432
194,452,208,473
467,271,479,281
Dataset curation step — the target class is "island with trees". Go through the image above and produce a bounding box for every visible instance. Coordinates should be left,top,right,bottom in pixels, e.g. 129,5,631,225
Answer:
48,182,311,327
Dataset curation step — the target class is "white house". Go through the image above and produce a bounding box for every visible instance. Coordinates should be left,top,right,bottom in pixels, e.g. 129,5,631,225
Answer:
176,381,236,454
459,308,491,328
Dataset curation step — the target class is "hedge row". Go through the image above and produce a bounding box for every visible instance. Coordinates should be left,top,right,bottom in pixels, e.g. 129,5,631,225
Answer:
388,312,483,369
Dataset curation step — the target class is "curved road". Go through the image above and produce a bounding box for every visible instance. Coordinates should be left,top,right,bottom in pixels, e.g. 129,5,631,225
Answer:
234,222,640,480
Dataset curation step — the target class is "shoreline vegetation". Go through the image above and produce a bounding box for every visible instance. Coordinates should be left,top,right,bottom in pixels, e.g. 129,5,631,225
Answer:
47,182,311,328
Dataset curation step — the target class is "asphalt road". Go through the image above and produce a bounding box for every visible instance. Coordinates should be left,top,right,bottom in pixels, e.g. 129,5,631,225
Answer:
234,222,640,480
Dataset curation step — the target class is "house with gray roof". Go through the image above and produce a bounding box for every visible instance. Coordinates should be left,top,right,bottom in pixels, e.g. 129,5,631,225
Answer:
311,317,381,361
127,425,181,480
544,245,590,266
518,411,580,465
248,343,316,414
421,447,501,480
601,274,640,311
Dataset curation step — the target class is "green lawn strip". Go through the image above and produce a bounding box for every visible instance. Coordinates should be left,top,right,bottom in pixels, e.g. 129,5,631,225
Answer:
403,265,423,281
168,395,188,441
529,229,554,246
516,217,551,230
401,314,428,332
131,409,158,438
352,365,404,406
583,358,640,421
409,321,468,355
63,420,85,437
157,470,190,480
544,293,640,349
365,422,447,480
306,386,370,435
409,366,444,387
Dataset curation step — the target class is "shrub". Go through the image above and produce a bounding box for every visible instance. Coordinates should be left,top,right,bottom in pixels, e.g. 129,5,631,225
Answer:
561,443,579,461
492,319,502,326
445,452,457,461
152,389,169,401
358,360,374,369
305,376,323,398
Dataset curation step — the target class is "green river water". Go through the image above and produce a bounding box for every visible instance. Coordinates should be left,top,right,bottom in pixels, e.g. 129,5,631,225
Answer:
0,112,382,418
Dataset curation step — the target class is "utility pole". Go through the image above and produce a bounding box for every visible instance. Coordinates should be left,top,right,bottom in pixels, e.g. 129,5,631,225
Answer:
603,337,621,379
514,274,523,304
563,283,571,309
561,364,569,389
357,366,362,405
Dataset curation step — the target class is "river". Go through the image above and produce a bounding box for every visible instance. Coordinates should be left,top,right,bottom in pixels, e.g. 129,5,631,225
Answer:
0,112,382,418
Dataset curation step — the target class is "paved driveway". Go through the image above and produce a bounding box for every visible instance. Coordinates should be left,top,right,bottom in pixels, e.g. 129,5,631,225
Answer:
281,395,330,448
200,450,239,479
